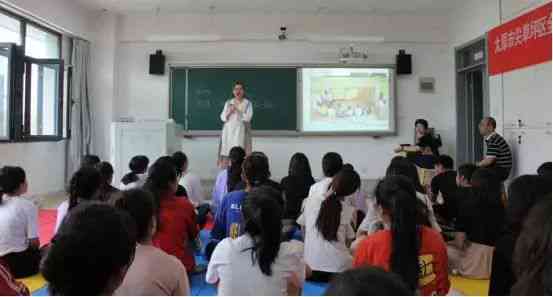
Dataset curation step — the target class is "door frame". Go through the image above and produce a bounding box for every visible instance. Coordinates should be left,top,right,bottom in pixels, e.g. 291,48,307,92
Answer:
455,36,490,165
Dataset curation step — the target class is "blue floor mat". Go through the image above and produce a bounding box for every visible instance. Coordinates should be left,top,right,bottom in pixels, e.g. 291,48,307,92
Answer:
302,281,329,296
32,286,49,296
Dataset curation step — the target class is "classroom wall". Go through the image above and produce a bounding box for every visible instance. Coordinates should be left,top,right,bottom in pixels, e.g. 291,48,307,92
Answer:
113,13,456,180
0,0,93,196
448,0,552,176
89,11,118,161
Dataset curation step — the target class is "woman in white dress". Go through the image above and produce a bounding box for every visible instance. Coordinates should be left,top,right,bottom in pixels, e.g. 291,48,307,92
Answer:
219,81,253,158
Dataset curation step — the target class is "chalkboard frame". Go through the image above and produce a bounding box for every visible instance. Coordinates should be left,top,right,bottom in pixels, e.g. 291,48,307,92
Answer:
169,64,397,137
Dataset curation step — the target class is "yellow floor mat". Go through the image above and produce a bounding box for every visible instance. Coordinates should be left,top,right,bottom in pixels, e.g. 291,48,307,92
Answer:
17,273,47,293
450,275,490,296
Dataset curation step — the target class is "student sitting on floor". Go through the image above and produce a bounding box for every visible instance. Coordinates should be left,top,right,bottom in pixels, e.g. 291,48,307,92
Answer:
173,151,205,207
324,266,412,296
0,167,40,278
145,159,198,273
488,175,551,295
281,152,316,223
308,152,343,199
298,168,360,282
353,157,440,253
42,204,136,295
211,146,246,214
385,159,441,232
448,168,505,279
429,155,457,226
55,166,102,233
353,176,449,296
97,161,119,202
207,186,304,296
0,259,29,295
114,189,190,296
211,152,274,241
119,155,149,190
511,198,551,296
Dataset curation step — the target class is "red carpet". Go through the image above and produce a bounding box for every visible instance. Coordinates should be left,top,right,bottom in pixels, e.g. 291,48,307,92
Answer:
39,209,57,247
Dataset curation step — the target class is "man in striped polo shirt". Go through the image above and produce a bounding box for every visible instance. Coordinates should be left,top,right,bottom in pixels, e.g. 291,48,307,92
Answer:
477,117,513,181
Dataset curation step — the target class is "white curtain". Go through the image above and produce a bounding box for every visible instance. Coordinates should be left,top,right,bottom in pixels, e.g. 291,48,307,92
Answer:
67,39,92,178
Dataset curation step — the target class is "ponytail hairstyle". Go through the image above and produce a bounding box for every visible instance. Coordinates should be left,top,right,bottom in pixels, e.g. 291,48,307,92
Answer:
316,168,360,241
374,175,420,292
121,155,149,185
67,167,102,210
144,159,178,220
171,151,188,176
227,146,246,191
0,166,26,202
241,186,283,276
242,152,271,188
385,158,426,194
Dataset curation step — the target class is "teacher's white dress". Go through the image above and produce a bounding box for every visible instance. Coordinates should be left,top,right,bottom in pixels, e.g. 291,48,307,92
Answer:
219,98,253,157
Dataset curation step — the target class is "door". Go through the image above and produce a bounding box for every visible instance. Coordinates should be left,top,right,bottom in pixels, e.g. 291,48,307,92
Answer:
456,37,488,165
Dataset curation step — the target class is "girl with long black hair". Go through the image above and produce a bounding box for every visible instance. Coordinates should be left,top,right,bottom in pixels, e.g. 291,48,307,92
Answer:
354,175,449,295
212,146,246,214
449,168,505,279
144,159,197,273
55,166,102,233
281,152,315,221
206,186,304,295
298,168,360,282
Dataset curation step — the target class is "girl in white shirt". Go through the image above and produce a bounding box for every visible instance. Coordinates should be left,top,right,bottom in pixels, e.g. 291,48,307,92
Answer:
207,186,304,296
119,155,149,190
0,166,40,278
297,168,360,282
55,167,102,232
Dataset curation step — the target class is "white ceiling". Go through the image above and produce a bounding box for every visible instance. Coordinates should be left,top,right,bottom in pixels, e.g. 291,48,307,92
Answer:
75,0,458,16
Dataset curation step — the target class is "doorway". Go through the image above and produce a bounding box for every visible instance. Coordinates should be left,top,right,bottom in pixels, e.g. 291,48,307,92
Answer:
456,37,488,165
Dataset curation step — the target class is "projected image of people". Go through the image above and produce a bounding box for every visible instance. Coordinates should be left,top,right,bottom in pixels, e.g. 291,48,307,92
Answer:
302,68,394,133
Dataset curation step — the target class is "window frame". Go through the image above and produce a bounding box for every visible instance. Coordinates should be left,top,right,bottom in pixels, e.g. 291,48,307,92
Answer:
0,7,67,143
22,57,64,141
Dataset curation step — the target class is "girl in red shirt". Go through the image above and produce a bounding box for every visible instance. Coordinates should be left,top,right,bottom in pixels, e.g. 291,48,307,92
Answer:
145,159,198,273
353,176,449,296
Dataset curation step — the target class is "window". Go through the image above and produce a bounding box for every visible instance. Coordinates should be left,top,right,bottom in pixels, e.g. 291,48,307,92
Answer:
0,12,21,44
0,9,65,142
25,24,60,59
23,59,63,138
0,45,13,139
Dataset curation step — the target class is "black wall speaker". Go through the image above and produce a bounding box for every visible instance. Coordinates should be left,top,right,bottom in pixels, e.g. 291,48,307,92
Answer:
396,49,412,75
149,50,165,75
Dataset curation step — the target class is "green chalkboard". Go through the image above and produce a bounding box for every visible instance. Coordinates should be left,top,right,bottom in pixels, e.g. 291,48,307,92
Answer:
171,67,297,131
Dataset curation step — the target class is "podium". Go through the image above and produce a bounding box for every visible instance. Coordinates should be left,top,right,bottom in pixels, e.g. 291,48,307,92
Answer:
110,120,182,184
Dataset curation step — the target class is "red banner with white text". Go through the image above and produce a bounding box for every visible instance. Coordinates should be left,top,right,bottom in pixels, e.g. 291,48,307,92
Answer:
488,2,552,76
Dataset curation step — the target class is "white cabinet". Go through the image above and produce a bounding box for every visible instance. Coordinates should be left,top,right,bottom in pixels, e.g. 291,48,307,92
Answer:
110,121,182,184
504,128,552,176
